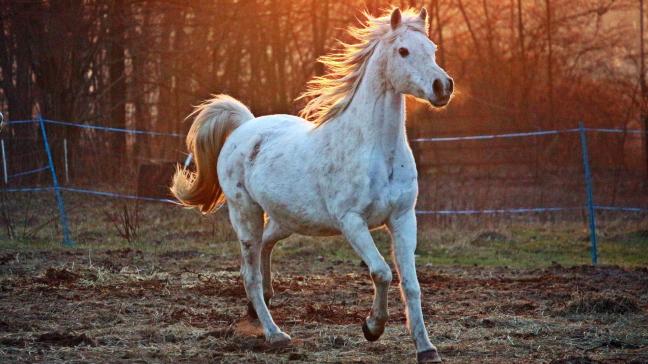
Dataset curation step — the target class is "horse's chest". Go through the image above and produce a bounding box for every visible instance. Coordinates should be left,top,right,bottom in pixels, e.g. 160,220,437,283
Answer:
353,158,418,225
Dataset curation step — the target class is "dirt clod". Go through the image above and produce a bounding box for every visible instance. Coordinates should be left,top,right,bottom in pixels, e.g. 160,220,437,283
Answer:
37,331,95,347
0,253,16,265
550,356,598,364
288,352,308,360
34,268,79,286
199,327,234,340
560,292,641,315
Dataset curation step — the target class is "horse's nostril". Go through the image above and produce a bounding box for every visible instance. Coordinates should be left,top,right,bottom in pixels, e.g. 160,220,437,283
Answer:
433,79,443,98
448,78,454,94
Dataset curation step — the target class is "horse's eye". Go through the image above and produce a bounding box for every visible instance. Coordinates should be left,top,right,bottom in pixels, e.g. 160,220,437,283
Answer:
398,47,409,57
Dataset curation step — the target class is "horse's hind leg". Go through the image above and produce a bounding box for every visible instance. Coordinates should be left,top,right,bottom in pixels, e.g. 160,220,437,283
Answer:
261,219,290,302
228,202,291,346
246,218,290,318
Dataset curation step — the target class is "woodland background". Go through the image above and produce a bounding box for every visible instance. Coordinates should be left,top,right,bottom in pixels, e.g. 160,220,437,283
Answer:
0,0,646,210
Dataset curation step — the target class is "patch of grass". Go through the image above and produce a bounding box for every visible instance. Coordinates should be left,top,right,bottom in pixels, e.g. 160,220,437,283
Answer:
412,223,648,268
1,192,646,268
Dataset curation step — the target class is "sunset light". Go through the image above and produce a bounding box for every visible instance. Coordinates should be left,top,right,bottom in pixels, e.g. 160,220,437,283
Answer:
1,1,647,363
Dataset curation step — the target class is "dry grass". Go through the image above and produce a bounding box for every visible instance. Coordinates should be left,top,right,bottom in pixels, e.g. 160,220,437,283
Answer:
0,248,647,363
559,292,641,316
1,193,647,362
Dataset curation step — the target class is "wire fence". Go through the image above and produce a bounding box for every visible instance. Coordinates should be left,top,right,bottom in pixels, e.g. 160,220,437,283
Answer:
1,115,647,264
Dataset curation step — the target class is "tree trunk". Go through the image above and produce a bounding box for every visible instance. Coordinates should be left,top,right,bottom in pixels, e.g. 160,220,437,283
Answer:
110,0,127,170
545,0,554,127
312,0,329,76
432,0,445,68
641,0,648,179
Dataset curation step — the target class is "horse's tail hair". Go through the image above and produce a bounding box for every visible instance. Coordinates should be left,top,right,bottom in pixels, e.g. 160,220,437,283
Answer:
171,94,254,213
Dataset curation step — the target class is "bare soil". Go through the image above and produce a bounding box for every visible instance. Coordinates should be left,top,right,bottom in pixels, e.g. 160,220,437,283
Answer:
0,248,647,363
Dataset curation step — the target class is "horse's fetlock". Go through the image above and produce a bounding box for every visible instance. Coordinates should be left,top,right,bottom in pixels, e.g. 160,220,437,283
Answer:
373,311,389,324
263,291,273,304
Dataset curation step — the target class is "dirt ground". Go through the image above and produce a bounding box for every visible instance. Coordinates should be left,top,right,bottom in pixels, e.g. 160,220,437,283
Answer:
0,248,647,363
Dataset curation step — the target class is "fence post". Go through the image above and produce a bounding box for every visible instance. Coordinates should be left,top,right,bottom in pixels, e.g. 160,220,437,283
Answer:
1,139,7,184
38,115,73,246
183,153,193,168
578,122,597,264
63,138,69,184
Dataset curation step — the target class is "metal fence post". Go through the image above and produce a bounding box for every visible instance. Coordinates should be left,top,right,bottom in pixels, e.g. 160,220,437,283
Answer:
1,139,7,184
578,122,597,264
183,153,193,168
38,115,73,246
63,138,69,184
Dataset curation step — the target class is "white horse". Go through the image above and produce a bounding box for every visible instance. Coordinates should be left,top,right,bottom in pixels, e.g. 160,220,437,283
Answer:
171,8,453,363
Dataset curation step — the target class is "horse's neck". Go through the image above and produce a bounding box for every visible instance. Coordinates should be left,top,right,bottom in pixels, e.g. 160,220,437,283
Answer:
320,57,406,156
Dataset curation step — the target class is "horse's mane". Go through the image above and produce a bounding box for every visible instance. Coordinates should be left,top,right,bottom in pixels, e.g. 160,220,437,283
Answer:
297,8,427,125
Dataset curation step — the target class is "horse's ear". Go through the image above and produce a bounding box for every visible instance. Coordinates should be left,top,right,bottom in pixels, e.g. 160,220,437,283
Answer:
419,8,428,22
390,8,402,30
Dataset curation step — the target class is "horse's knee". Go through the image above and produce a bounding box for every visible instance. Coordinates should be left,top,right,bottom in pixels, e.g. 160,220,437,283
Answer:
370,264,393,286
401,280,421,299
240,262,262,289
241,271,257,289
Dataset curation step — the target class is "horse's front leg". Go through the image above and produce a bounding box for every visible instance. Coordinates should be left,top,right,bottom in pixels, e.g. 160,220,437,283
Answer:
388,210,441,363
339,212,392,341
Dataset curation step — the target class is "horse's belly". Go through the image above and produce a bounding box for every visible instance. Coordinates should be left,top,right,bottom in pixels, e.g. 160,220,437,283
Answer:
253,183,340,236
265,204,341,236
363,197,392,229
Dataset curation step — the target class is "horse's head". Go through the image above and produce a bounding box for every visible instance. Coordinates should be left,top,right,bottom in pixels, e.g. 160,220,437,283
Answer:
384,8,453,108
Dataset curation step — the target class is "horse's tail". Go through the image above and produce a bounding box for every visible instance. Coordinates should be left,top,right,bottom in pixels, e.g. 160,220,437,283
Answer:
171,94,254,213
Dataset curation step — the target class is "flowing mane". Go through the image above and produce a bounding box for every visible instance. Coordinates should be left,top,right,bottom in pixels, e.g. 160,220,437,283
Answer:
297,8,428,125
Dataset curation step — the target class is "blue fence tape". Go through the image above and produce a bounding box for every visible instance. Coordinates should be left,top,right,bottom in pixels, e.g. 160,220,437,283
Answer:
2,186,54,193
411,127,644,143
60,186,178,204
2,120,37,126
2,117,647,217
585,128,645,134
411,129,580,142
42,119,185,137
3,186,647,214
8,165,49,179
594,205,648,213
416,207,579,215
3,118,643,140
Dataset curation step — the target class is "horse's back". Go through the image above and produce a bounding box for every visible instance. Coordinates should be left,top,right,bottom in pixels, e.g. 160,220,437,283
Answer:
218,114,340,234
235,114,313,137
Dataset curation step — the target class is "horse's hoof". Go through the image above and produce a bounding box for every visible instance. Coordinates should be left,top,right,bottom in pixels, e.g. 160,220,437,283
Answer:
268,332,291,348
361,319,384,342
417,349,442,363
